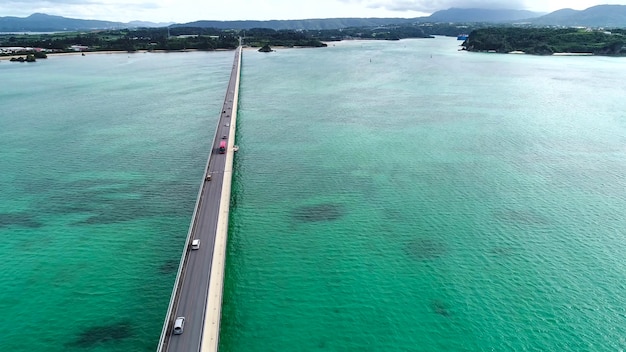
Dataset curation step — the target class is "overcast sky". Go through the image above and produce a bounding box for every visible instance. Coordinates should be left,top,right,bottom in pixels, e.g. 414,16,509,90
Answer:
2,0,626,23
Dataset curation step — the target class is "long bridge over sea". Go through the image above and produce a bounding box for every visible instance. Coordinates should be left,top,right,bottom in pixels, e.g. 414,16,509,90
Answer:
156,46,242,352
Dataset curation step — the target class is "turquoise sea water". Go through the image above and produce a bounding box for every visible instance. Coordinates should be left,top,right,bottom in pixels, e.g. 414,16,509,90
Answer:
1,37,625,351
0,51,233,351
220,38,625,351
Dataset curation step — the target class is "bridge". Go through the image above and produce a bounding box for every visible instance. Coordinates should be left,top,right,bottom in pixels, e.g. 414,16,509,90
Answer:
156,46,242,352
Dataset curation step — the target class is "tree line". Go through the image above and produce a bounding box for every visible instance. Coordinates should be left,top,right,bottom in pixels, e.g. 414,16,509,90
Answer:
0,28,240,52
464,27,626,55
0,23,475,54
4,25,625,56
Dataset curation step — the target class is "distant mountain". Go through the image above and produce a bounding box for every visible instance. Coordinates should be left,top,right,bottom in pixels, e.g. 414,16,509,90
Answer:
174,9,546,30
530,8,580,25
531,5,626,27
2,5,626,33
427,8,544,22
174,6,626,29
0,13,168,32
172,18,416,30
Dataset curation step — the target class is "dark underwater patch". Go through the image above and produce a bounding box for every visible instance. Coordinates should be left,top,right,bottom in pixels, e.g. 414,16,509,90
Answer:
77,213,135,225
159,259,179,274
0,212,43,228
292,203,344,222
74,205,145,225
494,209,550,226
489,246,515,256
405,238,447,260
68,321,133,348
46,202,92,215
431,299,451,317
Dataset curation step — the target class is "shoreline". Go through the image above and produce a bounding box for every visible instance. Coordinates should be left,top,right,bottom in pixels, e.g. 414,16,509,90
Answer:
0,45,329,59
0,50,131,61
0,48,238,61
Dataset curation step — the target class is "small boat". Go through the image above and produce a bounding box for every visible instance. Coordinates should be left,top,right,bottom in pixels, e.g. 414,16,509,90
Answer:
457,34,469,40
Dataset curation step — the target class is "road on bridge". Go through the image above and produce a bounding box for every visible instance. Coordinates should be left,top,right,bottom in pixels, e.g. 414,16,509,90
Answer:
164,47,240,352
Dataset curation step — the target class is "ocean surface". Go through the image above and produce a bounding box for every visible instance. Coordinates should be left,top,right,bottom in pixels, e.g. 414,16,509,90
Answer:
0,51,233,351
2,37,626,351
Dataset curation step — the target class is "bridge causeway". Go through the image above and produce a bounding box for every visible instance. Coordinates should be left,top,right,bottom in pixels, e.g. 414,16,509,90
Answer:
157,46,242,352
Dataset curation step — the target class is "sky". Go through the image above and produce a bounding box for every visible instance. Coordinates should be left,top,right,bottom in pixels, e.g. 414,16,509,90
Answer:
2,0,626,23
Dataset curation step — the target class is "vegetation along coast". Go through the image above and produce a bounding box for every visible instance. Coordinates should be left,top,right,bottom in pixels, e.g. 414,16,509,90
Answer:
3,5,626,60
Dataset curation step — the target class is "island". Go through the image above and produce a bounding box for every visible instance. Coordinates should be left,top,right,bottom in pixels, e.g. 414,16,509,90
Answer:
258,44,274,52
462,27,626,55
7,24,624,59
8,53,45,62
0,24,441,58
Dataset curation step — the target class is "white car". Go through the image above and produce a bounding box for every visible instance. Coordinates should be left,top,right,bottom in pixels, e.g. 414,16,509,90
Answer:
173,317,185,335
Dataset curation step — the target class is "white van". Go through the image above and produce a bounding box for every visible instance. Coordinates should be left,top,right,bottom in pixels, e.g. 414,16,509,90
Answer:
191,239,200,250
173,317,185,335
